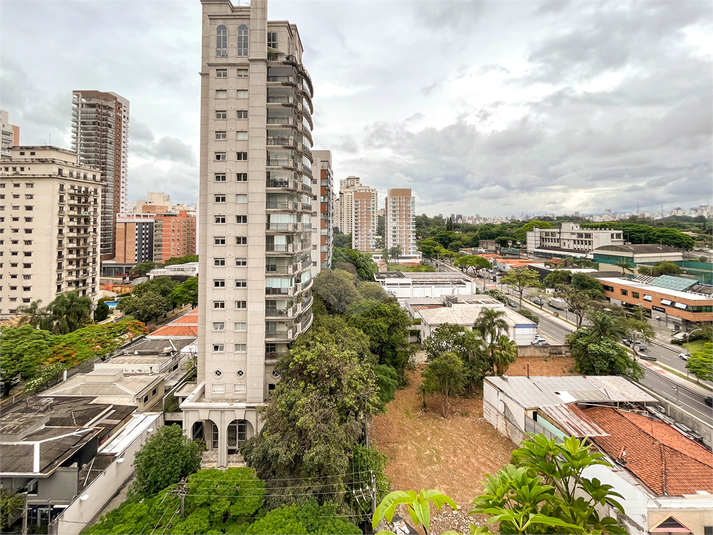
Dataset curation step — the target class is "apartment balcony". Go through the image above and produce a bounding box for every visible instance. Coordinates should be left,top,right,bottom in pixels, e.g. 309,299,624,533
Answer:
267,136,297,149
301,202,313,212
266,222,300,233
267,116,294,126
265,305,297,318
299,182,312,194
265,264,297,275
265,328,297,342
266,200,299,212
265,243,296,254
267,75,296,86
266,159,296,170
267,96,295,106
266,178,300,192
300,295,313,313
299,144,313,163
265,286,294,297
296,122,313,145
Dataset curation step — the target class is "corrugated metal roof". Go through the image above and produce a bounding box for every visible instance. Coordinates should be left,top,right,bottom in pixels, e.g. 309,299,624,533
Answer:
538,403,609,437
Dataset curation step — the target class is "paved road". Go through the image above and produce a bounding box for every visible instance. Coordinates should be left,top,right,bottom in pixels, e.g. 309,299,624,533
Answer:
639,365,713,425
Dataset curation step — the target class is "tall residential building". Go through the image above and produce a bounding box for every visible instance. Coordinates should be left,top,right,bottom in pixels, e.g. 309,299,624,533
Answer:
337,175,361,234
135,192,173,214
115,213,155,264
181,0,314,467
71,90,130,261
311,150,333,275
385,188,417,255
153,210,197,263
0,147,101,316
352,187,378,252
0,110,20,157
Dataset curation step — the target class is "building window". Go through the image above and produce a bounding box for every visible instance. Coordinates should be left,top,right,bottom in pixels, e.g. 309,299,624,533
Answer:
236,215,247,224
235,300,247,309
267,32,278,50
237,90,248,99
236,152,247,160
236,194,247,203
632,292,640,298
215,152,227,161
214,236,226,245
235,279,247,288
236,131,248,140
213,322,225,331
215,110,227,120
235,344,247,352
235,322,246,331
621,289,628,296
213,344,224,352
236,173,247,182
237,68,248,78
215,131,227,140
215,173,226,182
216,68,228,78
214,279,226,288
214,215,226,224
214,258,226,266
216,89,227,99
216,25,228,56
236,237,247,245
235,258,247,266
212,383,225,394
237,24,248,56
237,110,248,119
215,194,226,203
213,300,225,309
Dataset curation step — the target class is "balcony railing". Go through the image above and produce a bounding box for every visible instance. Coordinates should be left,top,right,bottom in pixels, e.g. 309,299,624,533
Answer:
266,222,299,232
266,159,295,168
266,201,297,211
267,75,294,84
267,116,294,125
267,136,293,147
266,243,294,253
267,96,293,105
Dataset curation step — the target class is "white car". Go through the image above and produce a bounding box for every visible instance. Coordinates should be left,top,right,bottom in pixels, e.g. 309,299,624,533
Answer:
679,353,691,361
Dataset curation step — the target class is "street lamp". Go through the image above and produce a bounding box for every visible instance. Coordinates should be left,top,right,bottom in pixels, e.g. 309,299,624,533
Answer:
673,386,679,405
685,328,703,355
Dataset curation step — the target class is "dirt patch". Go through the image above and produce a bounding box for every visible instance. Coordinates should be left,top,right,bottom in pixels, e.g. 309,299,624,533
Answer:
370,357,578,533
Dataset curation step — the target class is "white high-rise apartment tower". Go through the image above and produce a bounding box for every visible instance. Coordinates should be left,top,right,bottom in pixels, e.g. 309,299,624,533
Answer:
337,175,361,234
385,188,416,256
181,0,315,468
71,91,129,260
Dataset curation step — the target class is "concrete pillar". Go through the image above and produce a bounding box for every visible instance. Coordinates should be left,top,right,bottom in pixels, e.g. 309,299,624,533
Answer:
217,412,228,468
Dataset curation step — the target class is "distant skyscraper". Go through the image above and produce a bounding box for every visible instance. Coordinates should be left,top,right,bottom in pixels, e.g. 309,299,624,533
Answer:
337,175,361,234
352,187,378,252
385,188,416,256
71,90,130,260
0,110,20,157
311,150,334,274
181,0,315,468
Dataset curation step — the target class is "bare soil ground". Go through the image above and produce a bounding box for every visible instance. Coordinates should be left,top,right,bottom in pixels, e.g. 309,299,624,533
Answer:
370,356,576,533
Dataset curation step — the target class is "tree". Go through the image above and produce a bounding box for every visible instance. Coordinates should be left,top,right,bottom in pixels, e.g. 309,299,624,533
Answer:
16,300,48,329
128,425,201,500
93,298,110,322
313,269,361,314
474,308,509,348
454,255,491,275
0,326,56,395
117,291,171,323
133,275,178,298
380,247,390,264
248,501,361,535
421,353,466,417
567,329,643,380
357,281,390,302
389,245,402,262
495,236,516,247
373,490,457,535
501,268,542,307
331,247,377,280
651,261,683,276
1,490,23,532
516,308,539,325
130,260,157,276
43,291,93,334
163,254,198,266
570,273,604,297
557,286,592,327
333,232,352,249
492,335,518,376
418,238,440,259
471,435,627,534
615,258,635,275
543,270,571,288
171,276,199,307
686,342,712,382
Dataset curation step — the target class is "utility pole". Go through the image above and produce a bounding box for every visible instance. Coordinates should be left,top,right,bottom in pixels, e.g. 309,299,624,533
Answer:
21,492,28,535
173,478,188,517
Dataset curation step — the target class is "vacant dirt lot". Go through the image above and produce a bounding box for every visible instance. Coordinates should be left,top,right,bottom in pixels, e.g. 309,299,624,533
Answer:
370,356,576,532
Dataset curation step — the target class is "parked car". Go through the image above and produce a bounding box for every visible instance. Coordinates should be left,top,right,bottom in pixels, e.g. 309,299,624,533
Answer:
533,297,544,306
508,300,518,308
531,338,549,346
679,353,691,361
705,397,713,408
638,354,657,362
636,344,647,352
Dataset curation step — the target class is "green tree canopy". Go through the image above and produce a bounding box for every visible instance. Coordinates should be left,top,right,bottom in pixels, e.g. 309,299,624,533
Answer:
171,276,199,307
22,291,93,334
567,328,643,380
501,267,542,307
130,260,157,276
333,232,352,249
313,269,361,314
543,270,571,288
686,342,712,382
128,424,202,500
331,248,377,280
93,298,110,322
454,255,491,274
163,254,199,266
133,276,179,298
118,291,172,323
246,501,361,535
651,261,683,276
421,352,466,417
0,326,56,395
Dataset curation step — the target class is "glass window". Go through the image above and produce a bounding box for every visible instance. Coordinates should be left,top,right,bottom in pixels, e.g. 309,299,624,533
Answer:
215,173,226,182
235,279,247,288
216,89,227,99
237,110,248,119
215,131,227,140
236,152,247,160
236,194,247,203
236,173,247,182
214,258,226,266
213,322,225,331
216,25,228,56
235,322,247,331
267,32,278,49
216,110,227,120
215,152,227,161
236,131,248,140
214,215,226,223
237,90,248,98
214,236,226,245
214,279,225,287
235,300,247,309
215,194,226,203
237,24,248,56
236,215,247,223
213,300,225,309
235,344,247,352
237,69,248,78
235,258,247,266
632,292,640,298
216,69,228,78
236,236,247,245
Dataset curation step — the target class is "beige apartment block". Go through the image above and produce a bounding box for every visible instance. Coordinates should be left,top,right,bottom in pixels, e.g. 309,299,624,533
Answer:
0,110,20,158
385,188,417,255
72,90,130,261
310,150,333,275
352,187,378,252
0,147,101,317
182,0,315,467
337,175,361,234
135,192,173,214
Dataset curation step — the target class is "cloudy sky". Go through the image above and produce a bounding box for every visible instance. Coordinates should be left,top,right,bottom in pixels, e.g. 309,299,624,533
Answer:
2,0,711,217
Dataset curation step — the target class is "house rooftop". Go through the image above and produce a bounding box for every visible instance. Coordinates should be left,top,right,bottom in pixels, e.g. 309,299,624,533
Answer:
585,406,713,496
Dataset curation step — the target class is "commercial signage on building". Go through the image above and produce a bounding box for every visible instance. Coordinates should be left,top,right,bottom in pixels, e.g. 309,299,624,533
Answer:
652,306,665,313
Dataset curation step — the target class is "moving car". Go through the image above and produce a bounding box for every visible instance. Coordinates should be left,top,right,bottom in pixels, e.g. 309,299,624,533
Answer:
705,397,713,408
533,297,544,306
679,353,691,361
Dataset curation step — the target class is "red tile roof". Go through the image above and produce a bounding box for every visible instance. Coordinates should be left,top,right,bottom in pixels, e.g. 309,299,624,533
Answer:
149,308,198,338
585,407,713,496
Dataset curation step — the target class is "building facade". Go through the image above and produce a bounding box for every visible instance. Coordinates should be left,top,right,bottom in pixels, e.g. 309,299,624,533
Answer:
71,90,130,261
0,147,101,316
385,188,416,256
337,175,361,234
182,0,314,467
115,213,155,264
527,222,624,254
153,210,197,263
311,150,333,274
0,110,20,157
352,187,378,252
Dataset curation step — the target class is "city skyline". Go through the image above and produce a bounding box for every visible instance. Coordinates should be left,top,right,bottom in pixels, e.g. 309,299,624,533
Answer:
2,0,711,217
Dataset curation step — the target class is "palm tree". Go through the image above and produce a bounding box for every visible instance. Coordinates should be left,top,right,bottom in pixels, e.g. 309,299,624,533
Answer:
16,300,48,329
615,258,635,275
44,291,93,334
492,335,518,375
585,310,628,342
473,308,509,347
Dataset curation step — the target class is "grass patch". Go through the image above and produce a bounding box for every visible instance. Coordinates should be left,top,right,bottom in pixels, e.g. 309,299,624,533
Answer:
404,408,414,419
